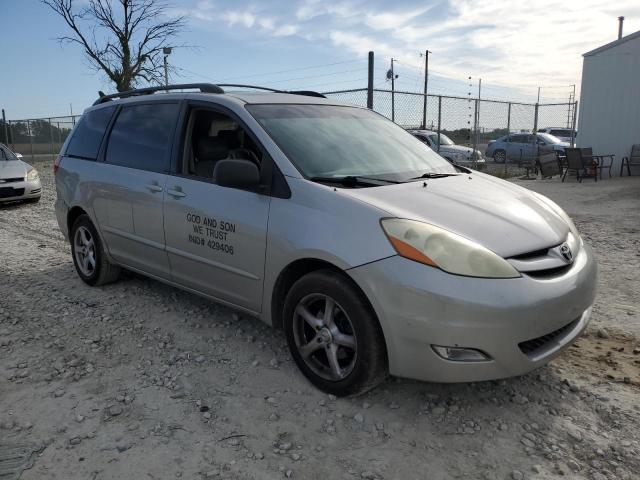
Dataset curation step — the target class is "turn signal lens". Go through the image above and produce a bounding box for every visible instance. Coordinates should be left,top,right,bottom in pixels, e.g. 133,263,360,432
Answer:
380,218,521,278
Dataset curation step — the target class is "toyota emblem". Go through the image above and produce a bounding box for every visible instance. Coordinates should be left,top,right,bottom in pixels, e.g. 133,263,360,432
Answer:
560,243,573,262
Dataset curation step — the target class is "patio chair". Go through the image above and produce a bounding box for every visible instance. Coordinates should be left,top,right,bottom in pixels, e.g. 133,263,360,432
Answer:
563,148,597,183
621,144,640,176
539,151,560,178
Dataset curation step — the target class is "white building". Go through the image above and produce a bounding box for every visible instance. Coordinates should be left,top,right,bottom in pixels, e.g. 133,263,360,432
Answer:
577,29,640,175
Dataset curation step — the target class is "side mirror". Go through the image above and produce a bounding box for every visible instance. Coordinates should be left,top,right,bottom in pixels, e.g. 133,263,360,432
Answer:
213,159,260,189
15,152,23,158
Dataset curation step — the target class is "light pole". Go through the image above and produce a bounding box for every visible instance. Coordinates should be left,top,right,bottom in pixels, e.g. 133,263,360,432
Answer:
163,47,172,86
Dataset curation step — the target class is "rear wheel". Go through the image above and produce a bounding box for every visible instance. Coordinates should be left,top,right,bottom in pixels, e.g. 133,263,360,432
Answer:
493,150,507,163
71,214,120,286
283,270,387,396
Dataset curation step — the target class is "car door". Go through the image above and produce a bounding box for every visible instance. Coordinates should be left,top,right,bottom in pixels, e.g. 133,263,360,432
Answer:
163,103,270,312
91,102,179,279
506,135,527,162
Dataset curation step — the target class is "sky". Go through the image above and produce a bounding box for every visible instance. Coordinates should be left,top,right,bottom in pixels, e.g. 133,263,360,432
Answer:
2,0,640,120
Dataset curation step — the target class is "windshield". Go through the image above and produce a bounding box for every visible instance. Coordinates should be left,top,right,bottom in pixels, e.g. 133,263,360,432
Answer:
247,104,456,181
0,145,18,161
428,133,455,146
550,129,573,137
537,133,563,144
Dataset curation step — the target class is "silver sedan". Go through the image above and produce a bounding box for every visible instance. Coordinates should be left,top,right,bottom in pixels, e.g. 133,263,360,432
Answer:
0,143,42,203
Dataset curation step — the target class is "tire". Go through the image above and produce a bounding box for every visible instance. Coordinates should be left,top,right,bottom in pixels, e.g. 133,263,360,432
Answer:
283,270,387,396
70,214,120,286
24,196,41,204
493,150,506,163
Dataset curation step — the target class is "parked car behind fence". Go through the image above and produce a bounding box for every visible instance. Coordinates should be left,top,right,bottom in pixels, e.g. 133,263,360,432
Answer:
408,129,486,170
486,133,569,164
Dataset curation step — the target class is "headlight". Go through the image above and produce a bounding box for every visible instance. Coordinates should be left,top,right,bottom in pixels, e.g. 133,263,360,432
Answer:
380,218,521,278
26,168,39,181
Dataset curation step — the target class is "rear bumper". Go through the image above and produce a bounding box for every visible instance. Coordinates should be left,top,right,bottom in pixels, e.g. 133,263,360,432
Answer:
348,243,597,383
0,179,41,202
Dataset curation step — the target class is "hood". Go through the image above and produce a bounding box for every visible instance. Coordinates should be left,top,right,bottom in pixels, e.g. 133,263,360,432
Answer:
0,160,29,180
439,144,474,155
340,173,569,258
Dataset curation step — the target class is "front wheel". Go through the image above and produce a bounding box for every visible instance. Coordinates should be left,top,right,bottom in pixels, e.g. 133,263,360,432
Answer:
493,150,507,163
71,214,121,286
283,270,387,396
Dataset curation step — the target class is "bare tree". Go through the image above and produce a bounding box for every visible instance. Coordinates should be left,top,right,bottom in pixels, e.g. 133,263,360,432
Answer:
43,0,186,92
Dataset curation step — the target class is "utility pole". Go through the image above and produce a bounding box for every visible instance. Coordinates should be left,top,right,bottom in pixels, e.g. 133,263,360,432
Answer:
367,51,374,109
421,50,430,129
537,86,541,103
2,109,8,145
163,47,172,86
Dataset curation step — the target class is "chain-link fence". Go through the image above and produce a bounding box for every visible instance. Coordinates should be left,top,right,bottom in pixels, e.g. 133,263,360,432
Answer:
1,90,576,178
0,116,79,161
324,88,577,177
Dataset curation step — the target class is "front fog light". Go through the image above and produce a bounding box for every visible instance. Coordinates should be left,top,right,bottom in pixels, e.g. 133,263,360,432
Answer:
432,345,490,362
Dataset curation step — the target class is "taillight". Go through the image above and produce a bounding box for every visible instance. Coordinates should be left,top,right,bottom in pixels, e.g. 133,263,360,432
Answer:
54,155,62,174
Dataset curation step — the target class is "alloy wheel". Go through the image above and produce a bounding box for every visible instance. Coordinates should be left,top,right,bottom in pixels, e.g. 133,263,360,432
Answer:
292,293,357,381
494,150,506,163
74,226,97,277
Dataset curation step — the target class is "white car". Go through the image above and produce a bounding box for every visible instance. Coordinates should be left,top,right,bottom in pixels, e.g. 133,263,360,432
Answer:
0,143,41,203
538,128,576,145
408,129,485,170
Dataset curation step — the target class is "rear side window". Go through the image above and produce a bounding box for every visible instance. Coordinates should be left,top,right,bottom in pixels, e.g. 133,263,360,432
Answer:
65,106,115,159
105,103,179,172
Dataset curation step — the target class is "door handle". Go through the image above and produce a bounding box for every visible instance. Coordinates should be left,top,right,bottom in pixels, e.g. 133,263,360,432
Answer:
167,188,186,198
145,184,163,192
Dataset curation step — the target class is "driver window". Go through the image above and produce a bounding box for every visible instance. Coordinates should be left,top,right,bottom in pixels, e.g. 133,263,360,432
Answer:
183,109,262,180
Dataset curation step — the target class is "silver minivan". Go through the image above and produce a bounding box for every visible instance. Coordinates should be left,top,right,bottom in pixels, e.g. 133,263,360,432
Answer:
55,84,597,396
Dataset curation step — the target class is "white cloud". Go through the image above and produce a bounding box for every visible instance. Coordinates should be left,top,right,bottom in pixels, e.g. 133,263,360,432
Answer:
183,0,640,99
222,11,256,28
273,24,301,37
364,6,432,31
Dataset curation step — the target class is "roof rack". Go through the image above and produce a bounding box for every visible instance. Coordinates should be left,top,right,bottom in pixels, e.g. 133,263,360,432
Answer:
93,83,224,105
93,82,326,105
217,84,326,98
216,84,283,93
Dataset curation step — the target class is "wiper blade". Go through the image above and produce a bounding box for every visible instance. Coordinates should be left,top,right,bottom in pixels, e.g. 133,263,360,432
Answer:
409,172,461,180
308,175,401,186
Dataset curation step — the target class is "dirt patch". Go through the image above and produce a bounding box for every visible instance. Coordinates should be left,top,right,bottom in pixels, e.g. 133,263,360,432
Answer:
1,159,639,479
562,333,640,388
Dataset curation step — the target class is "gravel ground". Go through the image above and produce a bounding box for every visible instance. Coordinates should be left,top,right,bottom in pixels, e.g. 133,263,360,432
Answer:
1,160,639,480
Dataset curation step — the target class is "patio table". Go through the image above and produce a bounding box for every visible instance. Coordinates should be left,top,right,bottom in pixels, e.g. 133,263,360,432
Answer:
593,154,614,179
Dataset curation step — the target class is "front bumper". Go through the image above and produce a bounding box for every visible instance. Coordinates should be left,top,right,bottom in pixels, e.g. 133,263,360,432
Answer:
0,179,42,202
348,244,597,383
